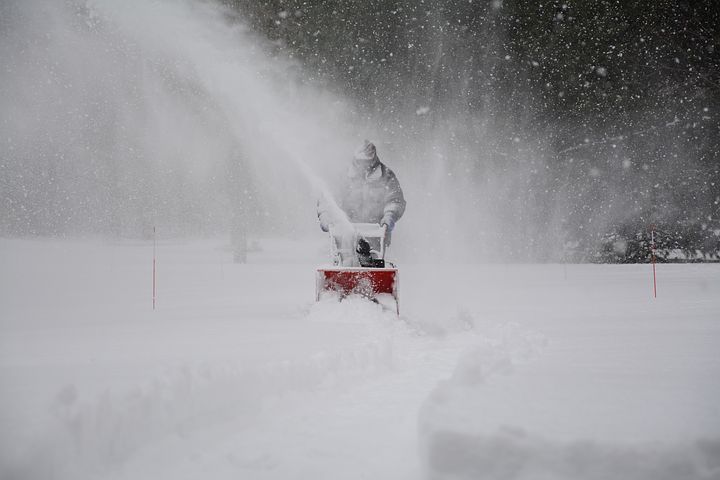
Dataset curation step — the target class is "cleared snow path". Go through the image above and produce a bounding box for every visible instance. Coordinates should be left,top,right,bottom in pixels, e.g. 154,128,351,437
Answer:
108,304,502,480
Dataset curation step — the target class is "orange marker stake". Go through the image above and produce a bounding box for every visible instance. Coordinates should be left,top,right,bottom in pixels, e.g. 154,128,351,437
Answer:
153,226,157,310
651,227,657,298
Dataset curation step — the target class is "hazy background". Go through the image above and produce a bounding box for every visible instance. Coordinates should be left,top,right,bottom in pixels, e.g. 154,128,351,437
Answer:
1,0,718,262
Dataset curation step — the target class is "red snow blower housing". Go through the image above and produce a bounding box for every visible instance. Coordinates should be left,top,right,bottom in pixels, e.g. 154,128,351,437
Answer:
316,223,399,314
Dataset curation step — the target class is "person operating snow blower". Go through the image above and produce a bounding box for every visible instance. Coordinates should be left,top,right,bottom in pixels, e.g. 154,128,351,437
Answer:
315,140,406,313
317,140,406,248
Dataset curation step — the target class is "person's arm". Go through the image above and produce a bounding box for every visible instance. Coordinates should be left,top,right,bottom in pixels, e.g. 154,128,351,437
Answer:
381,172,406,230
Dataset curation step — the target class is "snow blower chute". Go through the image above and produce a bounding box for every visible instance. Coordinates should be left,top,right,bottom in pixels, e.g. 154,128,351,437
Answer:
316,223,399,314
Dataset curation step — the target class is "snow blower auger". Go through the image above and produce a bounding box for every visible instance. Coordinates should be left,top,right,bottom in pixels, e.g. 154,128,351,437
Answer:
316,223,399,314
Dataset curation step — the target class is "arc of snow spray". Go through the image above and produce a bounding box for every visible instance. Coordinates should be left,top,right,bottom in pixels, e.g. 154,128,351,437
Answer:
281,146,353,231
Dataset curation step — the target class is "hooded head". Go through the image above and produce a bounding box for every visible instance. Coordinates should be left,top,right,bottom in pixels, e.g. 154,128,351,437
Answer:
352,140,378,171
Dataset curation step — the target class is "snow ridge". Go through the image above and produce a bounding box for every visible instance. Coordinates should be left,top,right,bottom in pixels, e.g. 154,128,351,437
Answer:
423,428,720,480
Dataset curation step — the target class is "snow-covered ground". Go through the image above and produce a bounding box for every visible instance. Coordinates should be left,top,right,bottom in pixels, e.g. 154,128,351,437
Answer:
1,238,718,480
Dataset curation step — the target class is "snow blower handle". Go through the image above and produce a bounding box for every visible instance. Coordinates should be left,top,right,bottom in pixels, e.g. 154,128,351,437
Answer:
379,223,387,260
347,223,387,259
327,223,388,265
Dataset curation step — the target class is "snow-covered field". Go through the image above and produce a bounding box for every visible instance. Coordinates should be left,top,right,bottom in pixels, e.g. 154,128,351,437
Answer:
1,238,718,480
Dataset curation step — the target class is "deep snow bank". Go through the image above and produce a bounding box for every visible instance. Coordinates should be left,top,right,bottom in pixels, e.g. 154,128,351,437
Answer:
418,265,720,479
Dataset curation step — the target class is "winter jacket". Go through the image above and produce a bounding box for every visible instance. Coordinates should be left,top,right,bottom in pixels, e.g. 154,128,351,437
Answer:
318,158,406,232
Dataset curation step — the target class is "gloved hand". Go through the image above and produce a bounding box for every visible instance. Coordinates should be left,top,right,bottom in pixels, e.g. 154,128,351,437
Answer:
380,215,395,232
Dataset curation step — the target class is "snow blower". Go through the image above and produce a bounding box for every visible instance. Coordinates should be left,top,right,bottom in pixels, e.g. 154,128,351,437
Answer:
316,223,399,314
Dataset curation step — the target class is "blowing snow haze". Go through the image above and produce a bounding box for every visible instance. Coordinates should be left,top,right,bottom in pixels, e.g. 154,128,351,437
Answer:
1,0,718,262
1,3,720,479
